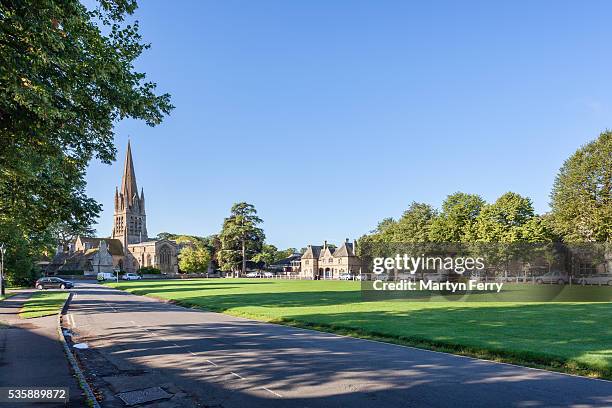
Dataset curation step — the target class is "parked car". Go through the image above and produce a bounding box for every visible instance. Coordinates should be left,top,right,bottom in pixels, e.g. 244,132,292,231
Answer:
122,273,142,281
245,271,260,278
35,277,74,290
355,274,368,281
578,273,612,286
534,270,569,284
97,272,115,281
339,273,354,280
375,273,389,281
422,273,447,283
262,271,274,278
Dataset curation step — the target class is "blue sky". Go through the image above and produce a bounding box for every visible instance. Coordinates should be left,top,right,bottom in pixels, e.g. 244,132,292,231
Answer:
86,0,612,249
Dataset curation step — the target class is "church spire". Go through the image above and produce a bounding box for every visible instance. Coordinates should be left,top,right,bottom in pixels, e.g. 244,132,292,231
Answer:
120,139,139,207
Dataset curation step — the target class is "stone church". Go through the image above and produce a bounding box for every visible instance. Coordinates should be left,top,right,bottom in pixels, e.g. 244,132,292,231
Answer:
48,141,179,275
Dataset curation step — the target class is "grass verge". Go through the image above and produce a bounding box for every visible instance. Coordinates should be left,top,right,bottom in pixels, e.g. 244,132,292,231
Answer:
0,293,16,301
20,291,69,319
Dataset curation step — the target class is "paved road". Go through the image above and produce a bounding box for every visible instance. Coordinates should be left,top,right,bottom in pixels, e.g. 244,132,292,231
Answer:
0,291,86,407
67,282,612,408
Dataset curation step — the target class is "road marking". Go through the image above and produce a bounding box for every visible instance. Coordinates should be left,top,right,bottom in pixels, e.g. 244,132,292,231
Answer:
126,318,284,396
261,387,282,398
68,313,77,328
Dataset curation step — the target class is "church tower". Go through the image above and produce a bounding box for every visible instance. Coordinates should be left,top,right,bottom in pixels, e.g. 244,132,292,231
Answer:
112,140,148,251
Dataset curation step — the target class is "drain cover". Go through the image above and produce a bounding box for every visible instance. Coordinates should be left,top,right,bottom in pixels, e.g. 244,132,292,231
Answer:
117,387,172,406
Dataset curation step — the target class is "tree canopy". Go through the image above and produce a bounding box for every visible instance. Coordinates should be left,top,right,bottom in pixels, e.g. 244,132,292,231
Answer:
178,243,212,273
218,202,265,275
429,192,485,242
550,131,612,243
0,0,172,282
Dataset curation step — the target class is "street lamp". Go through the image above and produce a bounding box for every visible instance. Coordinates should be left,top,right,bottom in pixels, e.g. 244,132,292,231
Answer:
0,243,6,297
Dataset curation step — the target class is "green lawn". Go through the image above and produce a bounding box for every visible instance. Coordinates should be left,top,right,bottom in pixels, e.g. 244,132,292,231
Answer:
106,279,612,378
19,291,69,319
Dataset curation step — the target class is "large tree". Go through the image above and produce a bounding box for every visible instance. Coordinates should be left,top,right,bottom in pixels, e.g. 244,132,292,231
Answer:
0,0,173,281
389,202,437,242
219,202,265,276
466,192,553,275
429,192,485,243
178,244,212,273
467,192,538,243
550,131,612,243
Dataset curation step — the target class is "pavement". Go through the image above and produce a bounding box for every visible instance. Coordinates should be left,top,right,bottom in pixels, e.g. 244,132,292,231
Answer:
0,290,86,407
65,281,612,408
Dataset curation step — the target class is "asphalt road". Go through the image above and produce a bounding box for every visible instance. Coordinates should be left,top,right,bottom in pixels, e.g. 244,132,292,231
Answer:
67,282,612,408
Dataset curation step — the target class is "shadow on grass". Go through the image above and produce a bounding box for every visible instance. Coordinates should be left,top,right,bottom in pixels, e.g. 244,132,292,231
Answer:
98,281,612,378
20,292,68,319
267,304,612,379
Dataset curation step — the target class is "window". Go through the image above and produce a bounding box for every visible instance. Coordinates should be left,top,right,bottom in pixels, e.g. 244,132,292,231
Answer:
305,260,309,265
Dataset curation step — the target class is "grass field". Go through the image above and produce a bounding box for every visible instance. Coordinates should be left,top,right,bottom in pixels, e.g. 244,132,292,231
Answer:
20,291,69,319
106,279,612,378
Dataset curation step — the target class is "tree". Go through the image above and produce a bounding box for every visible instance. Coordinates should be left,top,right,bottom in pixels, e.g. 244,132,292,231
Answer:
50,221,96,251
219,203,265,276
252,243,278,269
371,217,396,234
178,244,212,273
252,245,296,269
466,192,553,277
550,131,612,243
389,202,437,242
0,1,173,281
429,192,485,242
467,192,537,243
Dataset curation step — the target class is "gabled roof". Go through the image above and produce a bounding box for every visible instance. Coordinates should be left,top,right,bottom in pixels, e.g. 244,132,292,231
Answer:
76,237,124,256
333,242,356,257
320,246,336,258
302,245,323,259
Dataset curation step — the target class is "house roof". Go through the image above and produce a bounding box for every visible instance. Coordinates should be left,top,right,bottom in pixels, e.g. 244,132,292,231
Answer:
77,237,124,256
271,254,302,266
333,242,356,257
302,245,323,259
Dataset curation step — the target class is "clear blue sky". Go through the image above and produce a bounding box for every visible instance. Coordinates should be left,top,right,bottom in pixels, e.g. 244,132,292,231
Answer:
86,0,612,249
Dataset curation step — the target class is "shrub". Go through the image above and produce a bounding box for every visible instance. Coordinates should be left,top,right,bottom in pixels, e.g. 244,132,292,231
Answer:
139,266,161,274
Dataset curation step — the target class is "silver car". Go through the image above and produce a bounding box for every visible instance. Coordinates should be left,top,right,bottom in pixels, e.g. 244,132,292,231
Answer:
534,271,569,284
578,273,612,286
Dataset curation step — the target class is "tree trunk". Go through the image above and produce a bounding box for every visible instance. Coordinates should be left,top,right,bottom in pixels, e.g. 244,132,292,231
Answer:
241,239,246,276
605,242,612,273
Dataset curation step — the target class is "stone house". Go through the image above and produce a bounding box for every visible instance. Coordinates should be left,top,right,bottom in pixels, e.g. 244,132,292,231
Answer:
300,239,362,279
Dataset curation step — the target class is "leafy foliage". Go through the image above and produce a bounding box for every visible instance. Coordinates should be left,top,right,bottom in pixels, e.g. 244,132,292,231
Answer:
219,202,265,274
0,0,173,282
429,192,485,242
550,131,612,243
178,243,212,273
